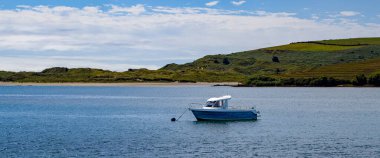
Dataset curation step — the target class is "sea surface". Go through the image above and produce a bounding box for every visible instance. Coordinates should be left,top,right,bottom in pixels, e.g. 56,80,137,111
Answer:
1,86,380,157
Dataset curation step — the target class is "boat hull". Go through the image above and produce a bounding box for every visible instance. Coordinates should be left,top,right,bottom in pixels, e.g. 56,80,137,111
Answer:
190,109,257,121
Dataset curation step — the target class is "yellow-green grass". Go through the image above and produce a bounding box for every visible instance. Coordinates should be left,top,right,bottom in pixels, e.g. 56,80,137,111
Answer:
285,58,380,79
318,37,380,46
266,43,362,52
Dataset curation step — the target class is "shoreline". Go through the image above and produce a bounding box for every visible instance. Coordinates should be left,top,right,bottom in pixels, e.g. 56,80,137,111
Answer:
0,82,377,87
0,82,239,87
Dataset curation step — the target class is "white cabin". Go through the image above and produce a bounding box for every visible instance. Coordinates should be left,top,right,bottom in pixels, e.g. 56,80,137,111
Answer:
203,95,231,109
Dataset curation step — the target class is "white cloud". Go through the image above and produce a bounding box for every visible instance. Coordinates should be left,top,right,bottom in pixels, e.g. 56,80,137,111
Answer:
311,14,319,20
339,11,360,17
0,6,379,72
255,10,296,17
151,6,248,15
152,6,203,14
205,1,219,7
108,4,145,15
231,1,246,6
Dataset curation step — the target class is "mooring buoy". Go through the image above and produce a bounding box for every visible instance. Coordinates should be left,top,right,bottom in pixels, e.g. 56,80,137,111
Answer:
171,108,189,122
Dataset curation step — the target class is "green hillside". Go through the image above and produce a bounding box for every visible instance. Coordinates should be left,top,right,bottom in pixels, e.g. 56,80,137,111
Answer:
160,37,380,86
1,37,380,86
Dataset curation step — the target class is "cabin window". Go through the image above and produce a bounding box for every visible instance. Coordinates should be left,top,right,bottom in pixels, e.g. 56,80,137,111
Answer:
213,101,221,107
206,101,215,107
206,101,224,107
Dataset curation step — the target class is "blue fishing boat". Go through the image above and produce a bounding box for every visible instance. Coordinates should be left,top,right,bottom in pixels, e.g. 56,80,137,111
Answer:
189,95,259,121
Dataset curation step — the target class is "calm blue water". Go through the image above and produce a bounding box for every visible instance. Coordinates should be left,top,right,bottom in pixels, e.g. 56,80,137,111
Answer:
1,86,380,157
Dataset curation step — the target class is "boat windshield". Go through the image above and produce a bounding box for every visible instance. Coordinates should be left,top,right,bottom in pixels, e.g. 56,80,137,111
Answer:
206,101,221,107
206,101,214,107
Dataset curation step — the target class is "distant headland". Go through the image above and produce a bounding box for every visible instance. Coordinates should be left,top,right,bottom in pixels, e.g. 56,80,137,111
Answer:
1,37,380,87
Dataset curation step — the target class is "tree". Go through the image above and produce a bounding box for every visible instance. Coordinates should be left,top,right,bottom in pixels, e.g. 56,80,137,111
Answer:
308,77,340,87
41,67,68,74
272,56,280,63
352,74,367,86
223,58,230,65
368,74,380,86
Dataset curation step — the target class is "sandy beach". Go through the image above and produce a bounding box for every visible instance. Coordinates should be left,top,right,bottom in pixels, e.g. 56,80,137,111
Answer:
0,82,239,87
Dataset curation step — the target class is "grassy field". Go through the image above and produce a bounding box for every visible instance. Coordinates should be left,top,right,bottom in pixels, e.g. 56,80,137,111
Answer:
316,37,380,45
282,57,380,79
265,43,362,52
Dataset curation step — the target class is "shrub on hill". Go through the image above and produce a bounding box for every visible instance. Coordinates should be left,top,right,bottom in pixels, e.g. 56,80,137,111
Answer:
0,71,15,81
244,76,281,86
244,76,350,87
6,73,28,81
352,74,367,86
309,77,338,87
223,58,230,65
272,56,280,63
42,67,69,74
368,74,380,86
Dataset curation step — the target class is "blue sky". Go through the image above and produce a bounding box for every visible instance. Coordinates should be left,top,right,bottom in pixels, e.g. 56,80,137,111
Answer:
1,0,379,21
0,0,379,71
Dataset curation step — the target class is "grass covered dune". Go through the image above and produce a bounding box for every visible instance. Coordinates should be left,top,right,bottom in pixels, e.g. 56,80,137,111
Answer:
1,37,380,87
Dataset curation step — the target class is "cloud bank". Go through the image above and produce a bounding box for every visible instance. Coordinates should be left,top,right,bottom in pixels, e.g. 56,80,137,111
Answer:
0,5,379,71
